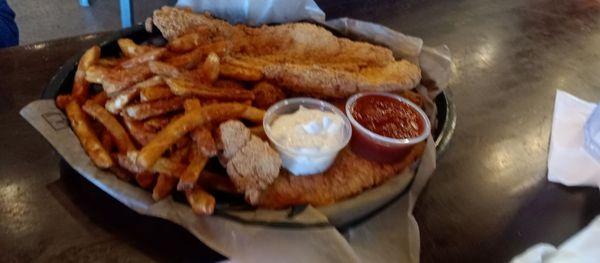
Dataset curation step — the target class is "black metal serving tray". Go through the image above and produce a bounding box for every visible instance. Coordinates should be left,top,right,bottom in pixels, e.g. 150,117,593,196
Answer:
41,25,456,228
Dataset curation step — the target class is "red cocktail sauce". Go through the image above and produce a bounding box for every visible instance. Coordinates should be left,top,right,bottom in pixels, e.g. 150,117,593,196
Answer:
349,94,425,163
351,95,423,139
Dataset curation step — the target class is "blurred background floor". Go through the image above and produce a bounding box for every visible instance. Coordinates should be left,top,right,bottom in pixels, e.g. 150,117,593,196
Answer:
7,0,176,45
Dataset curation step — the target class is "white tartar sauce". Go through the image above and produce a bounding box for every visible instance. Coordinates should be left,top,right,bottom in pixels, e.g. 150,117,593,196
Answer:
270,106,345,175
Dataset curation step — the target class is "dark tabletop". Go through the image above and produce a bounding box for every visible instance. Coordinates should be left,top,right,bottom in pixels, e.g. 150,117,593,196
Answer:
1,0,600,262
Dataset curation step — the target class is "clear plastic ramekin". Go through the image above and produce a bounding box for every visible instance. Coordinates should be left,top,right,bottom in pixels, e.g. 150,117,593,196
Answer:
263,98,352,176
345,92,431,163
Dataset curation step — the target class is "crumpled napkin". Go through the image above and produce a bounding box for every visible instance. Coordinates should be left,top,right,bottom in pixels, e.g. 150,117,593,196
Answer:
511,216,600,263
547,90,600,187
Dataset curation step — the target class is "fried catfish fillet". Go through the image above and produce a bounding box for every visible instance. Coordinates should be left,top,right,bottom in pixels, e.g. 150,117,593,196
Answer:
153,7,421,98
256,142,426,209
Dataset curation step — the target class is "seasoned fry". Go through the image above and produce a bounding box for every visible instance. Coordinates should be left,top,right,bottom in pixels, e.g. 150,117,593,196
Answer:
140,85,174,102
118,38,152,57
213,79,246,90
148,61,183,78
82,100,136,152
241,106,265,123
86,64,153,95
55,95,72,110
124,97,184,120
183,98,201,111
165,47,204,69
121,48,166,68
72,46,101,104
178,145,208,191
199,52,220,83
169,32,201,52
219,63,263,81
185,187,216,215
105,76,165,113
123,116,156,146
143,116,171,131
97,58,121,67
165,77,254,101
166,41,231,69
153,173,178,201
65,100,113,168
136,103,248,169
191,127,217,157
90,91,108,105
135,172,154,189
100,129,114,152
110,165,133,181
116,151,184,178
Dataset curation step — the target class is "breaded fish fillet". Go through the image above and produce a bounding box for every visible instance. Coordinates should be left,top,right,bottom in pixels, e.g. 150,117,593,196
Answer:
257,142,426,208
153,7,421,98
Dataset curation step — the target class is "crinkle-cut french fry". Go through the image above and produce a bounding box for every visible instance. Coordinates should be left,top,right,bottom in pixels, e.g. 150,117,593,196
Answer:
118,38,152,57
121,48,166,68
165,77,254,101
153,173,178,201
148,61,183,78
65,100,113,168
199,52,220,83
85,64,152,95
241,106,265,123
219,63,263,82
185,187,216,215
140,85,174,102
122,116,156,146
136,103,248,170
124,97,183,120
72,46,101,104
82,100,135,152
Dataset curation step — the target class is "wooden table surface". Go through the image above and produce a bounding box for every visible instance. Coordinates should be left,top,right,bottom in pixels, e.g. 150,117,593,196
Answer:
1,0,599,262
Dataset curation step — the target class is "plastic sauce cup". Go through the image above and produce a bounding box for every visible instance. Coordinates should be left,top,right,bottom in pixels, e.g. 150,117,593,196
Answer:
345,92,431,163
264,98,352,176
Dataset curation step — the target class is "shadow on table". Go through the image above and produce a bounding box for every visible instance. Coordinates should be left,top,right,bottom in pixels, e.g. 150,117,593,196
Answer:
47,159,226,263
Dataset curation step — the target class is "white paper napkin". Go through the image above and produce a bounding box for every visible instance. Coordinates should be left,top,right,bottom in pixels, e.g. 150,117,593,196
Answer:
511,216,600,263
547,90,600,187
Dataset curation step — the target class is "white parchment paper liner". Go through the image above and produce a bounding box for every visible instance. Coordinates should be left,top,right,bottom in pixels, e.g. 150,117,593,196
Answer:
21,1,452,262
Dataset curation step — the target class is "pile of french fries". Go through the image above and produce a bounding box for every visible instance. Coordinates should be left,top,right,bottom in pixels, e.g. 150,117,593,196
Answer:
56,35,284,215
